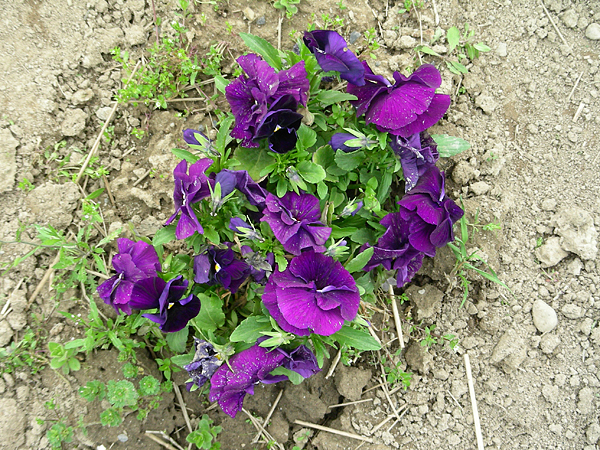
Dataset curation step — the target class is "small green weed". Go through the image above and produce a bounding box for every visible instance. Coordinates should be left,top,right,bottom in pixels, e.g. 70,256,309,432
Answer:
445,24,491,75
48,342,81,375
17,178,35,191
186,415,222,449
0,328,47,374
273,0,301,19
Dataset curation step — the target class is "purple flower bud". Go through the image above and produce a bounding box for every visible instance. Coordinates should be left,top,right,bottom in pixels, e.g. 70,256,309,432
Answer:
329,132,363,152
183,338,222,391
390,131,439,192
229,217,262,241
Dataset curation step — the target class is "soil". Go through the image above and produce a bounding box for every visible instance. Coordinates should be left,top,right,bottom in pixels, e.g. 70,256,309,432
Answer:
1,0,600,449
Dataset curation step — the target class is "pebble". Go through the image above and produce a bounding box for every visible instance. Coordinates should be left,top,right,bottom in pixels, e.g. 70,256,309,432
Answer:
555,207,598,260
0,320,14,347
490,329,527,373
586,23,600,40
256,16,266,26
95,106,113,121
242,7,255,21
532,299,558,333
542,384,559,403
496,42,507,57
561,9,579,28
398,35,417,49
567,258,583,275
71,88,94,105
586,422,600,444
470,181,491,196
540,333,560,354
348,31,362,44
61,108,88,136
562,304,583,319
475,94,497,114
535,236,569,268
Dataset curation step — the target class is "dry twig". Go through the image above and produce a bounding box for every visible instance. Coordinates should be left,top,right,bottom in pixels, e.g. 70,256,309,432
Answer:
173,383,193,434
389,285,404,349
251,390,284,444
464,353,485,450
294,420,373,443
540,0,569,47
325,349,342,379
567,71,584,102
145,431,182,450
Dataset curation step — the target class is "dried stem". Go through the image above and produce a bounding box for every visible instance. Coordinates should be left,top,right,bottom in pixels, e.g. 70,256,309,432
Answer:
464,353,485,450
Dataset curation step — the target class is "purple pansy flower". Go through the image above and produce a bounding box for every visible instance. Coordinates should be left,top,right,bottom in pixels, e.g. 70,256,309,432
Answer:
194,245,251,294
182,128,218,156
303,30,365,86
129,275,200,333
253,95,303,153
390,131,439,192
277,344,321,378
229,217,262,241
210,169,268,209
165,158,214,240
226,54,309,148
183,338,222,391
397,166,464,256
329,132,363,152
263,251,360,336
347,62,451,137
208,343,289,418
261,192,332,256
96,238,161,315
361,212,425,288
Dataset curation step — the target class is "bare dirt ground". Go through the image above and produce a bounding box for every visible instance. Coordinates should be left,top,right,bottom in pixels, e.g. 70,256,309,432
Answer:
0,0,599,449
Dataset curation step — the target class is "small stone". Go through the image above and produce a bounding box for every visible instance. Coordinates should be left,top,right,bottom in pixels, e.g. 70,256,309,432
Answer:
125,25,147,46
567,131,578,143
541,198,556,211
16,385,29,402
96,106,113,122
535,236,569,268
405,284,443,319
452,160,478,185
405,340,434,374
398,35,417,49
561,9,579,28
292,428,313,449
561,304,583,319
496,42,507,57
579,318,594,336
542,384,559,403
586,422,600,444
490,329,527,373
0,320,14,347
71,88,95,105
256,16,266,26
578,387,595,415
475,94,497,114
0,129,18,193
348,31,362,44
470,181,491,196
532,300,558,333
334,365,371,401
540,333,560,354
585,23,600,40
555,207,598,261
61,108,87,136
242,7,255,21
567,258,584,275
49,323,64,337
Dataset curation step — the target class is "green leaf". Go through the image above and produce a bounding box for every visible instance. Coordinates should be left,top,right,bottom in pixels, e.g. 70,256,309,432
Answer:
465,43,478,60
431,134,471,157
332,325,381,351
315,90,357,106
68,358,81,372
153,225,177,247
446,60,468,74
214,74,229,94
239,33,282,70
473,42,491,52
334,150,365,171
193,294,225,332
215,115,234,155
86,188,105,200
349,227,375,245
297,124,317,150
203,228,220,245
64,339,85,350
269,366,304,384
344,247,374,273
235,146,273,181
317,181,327,199
171,148,200,163
447,26,460,53
330,225,358,239
166,327,189,353
415,45,441,57
230,316,273,343
171,353,194,367
297,161,326,184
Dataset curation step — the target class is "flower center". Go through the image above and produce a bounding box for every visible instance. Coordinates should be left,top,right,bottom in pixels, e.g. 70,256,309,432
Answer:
214,263,222,273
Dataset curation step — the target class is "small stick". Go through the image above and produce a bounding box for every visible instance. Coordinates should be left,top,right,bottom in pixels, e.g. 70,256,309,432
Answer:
294,420,374,443
26,251,61,310
325,349,342,379
277,13,284,51
251,390,284,444
122,147,136,158
540,0,569,48
567,71,584,102
86,269,109,280
102,174,116,208
173,383,193,434
370,414,394,435
243,409,283,449
145,431,180,450
572,101,585,123
432,0,439,25
75,60,141,184
464,353,485,450
133,169,152,187
165,97,209,103
1,278,25,316
447,390,464,413
150,0,159,45
389,286,404,349
328,398,373,409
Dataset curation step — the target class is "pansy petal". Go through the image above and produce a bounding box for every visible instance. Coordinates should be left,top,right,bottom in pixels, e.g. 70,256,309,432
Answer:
393,93,451,137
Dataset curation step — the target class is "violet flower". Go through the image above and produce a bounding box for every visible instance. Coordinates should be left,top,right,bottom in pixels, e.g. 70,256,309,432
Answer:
130,276,200,333
96,238,161,315
361,212,425,288
194,245,251,294
252,95,303,153
303,30,365,86
211,169,268,209
165,158,214,240
277,344,321,378
260,192,331,256
347,62,451,137
263,251,360,336
208,343,289,418
397,166,464,256
329,132,363,153
183,338,222,391
390,131,439,192
183,128,219,157
229,217,262,241
226,54,309,148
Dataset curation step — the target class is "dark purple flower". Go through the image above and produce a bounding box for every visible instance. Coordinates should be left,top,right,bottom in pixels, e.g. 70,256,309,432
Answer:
253,95,303,153
361,212,425,288
165,158,214,240
347,62,451,137
182,128,218,156
226,54,309,148
183,338,222,391
277,345,321,378
229,217,261,241
390,131,439,192
210,169,268,209
261,192,331,256
263,251,360,336
208,343,289,418
194,245,251,294
96,238,161,315
329,132,363,152
303,30,365,86
397,166,464,256
241,246,274,283
130,276,200,333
